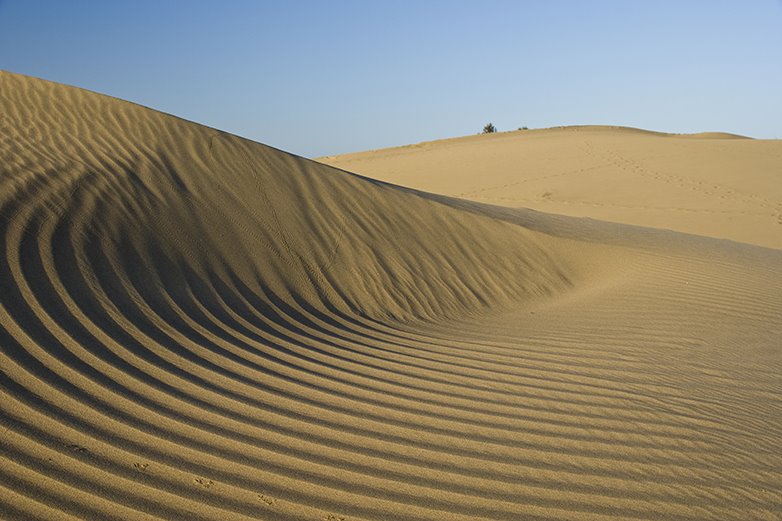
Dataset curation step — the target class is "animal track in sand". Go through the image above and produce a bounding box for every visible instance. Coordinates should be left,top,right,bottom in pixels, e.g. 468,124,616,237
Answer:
584,141,781,210
257,493,276,505
193,478,214,489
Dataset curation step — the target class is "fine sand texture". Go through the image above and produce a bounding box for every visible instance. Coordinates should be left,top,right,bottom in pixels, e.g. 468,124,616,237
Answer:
320,127,782,249
1,71,781,521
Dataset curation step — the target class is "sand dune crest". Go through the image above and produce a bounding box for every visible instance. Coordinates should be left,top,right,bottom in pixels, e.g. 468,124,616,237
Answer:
1,71,781,520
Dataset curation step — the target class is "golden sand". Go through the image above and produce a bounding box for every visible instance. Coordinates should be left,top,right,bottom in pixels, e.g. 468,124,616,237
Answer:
1,71,780,520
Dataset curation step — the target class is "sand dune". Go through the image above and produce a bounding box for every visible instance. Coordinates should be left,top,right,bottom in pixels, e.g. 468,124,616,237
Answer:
320,125,782,249
1,71,781,520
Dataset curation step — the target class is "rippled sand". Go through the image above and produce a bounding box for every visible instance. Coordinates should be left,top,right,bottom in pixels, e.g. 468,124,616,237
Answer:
1,71,780,520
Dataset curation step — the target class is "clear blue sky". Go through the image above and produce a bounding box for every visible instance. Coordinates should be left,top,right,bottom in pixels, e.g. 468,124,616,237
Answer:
1,1,781,157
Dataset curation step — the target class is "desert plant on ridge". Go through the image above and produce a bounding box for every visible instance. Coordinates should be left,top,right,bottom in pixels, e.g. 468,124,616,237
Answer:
483,122,497,134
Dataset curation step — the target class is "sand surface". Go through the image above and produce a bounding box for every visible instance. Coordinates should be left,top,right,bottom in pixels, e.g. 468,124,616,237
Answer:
320,127,782,249
1,71,781,520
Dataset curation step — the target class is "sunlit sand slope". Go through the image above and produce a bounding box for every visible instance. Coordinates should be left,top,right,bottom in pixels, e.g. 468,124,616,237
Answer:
320,126,782,249
1,71,781,520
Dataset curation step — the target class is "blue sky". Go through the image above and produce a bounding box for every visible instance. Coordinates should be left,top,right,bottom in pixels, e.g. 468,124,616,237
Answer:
1,1,780,157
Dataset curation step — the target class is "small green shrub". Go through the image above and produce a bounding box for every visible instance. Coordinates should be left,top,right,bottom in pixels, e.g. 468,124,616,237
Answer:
482,123,497,134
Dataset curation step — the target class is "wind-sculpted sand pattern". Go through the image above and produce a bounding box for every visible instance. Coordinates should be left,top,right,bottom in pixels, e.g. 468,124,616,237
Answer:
1,71,780,520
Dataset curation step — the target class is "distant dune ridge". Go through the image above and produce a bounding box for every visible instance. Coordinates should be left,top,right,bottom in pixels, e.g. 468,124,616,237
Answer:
1,70,781,520
321,125,782,249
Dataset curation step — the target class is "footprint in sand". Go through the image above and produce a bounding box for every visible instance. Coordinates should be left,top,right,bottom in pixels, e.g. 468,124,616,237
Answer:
257,493,276,505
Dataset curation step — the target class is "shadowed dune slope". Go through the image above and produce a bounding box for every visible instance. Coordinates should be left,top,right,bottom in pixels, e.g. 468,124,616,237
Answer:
0,72,578,323
1,71,781,521
320,125,782,249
